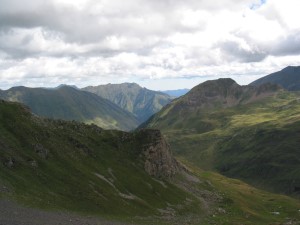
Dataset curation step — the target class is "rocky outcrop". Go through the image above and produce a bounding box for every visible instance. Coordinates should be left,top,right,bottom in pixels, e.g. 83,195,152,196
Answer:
34,143,49,159
135,129,181,178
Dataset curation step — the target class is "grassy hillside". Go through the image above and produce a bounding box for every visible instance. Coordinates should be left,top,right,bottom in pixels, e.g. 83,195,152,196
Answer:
144,79,300,196
251,66,300,91
179,160,300,225
0,100,299,224
83,83,172,123
0,86,138,131
0,100,199,224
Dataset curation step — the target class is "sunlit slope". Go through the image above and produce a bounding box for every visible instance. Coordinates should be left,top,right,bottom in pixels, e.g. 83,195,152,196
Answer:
144,78,300,195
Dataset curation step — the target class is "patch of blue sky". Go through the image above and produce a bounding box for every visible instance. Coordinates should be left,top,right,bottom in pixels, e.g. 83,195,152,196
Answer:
250,0,267,10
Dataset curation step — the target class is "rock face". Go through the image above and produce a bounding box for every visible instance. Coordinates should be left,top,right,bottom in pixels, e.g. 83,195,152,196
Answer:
133,129,181,178
141,130,180,178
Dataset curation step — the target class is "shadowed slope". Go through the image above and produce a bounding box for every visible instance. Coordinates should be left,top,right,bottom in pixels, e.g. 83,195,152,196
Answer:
251,66,300,91
0,86,139,131
83,83,172,123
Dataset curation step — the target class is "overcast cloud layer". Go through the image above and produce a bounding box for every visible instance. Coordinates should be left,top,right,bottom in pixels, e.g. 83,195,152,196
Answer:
0,0,300,90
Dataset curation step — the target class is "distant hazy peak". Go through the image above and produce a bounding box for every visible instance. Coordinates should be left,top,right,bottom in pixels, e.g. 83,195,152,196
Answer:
86,82,141,89
82,82,172,123
161,89,190,98
56,84,79,89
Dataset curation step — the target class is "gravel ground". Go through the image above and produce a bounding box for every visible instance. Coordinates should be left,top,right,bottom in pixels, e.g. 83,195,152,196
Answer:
0,199,132,225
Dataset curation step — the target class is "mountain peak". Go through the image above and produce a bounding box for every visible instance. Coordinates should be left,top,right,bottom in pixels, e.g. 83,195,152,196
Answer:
123,82,141,88
186,78,240,102
251,65,300,91
82,83,172,123
282,65,300,71
56,84,79,90
190,78,238,92
171,78,280,111
203,77,236,85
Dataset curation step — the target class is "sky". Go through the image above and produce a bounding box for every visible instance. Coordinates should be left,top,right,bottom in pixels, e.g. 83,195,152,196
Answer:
0,0,300,90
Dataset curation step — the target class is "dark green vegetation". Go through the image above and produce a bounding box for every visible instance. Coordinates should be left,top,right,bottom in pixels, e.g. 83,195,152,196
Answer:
251,66,300,91
1,100,300,224
83,83,172,123
144,78,300,196
0,86,138,131
0,100,198,223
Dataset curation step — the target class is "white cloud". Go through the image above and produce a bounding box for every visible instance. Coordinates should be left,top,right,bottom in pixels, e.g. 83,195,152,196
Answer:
0,0,300,90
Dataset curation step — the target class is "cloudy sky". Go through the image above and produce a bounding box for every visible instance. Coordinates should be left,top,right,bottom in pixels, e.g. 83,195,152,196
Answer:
0,0,299,90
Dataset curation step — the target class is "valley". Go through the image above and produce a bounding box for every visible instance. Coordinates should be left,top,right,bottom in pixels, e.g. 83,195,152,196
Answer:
143,78,300,196
0,92,300,224
0,67,300,224
1,0,300,223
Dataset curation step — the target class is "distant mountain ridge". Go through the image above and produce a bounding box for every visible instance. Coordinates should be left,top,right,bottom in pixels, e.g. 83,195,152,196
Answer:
251,66,300,91
161,89,190,97
82,83,172,123
0,85,138,131
148,78,281,118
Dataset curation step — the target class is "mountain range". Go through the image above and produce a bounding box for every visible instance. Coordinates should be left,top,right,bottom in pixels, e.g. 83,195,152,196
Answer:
0,99,299,225
161,89,190,97
0,66,300,224
0,85,138,131
82,83,172,123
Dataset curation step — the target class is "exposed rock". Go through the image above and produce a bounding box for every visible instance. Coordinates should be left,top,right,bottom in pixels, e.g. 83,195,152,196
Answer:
68,137,93,156
136,129,181,178
27,159,38,168
4,157,15,168
34,143,49,159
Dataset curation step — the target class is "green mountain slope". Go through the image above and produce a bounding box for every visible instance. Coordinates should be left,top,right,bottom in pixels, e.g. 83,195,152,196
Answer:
0,100,198,223
82,83,172,123
0,100,299,224
143,78,300,195
0,86,138,131
251,66,300,91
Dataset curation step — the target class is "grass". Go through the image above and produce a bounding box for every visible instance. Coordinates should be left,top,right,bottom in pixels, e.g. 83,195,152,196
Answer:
0,101,199,224
1,100,300,224
179,159,300,225
146,91,300,195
